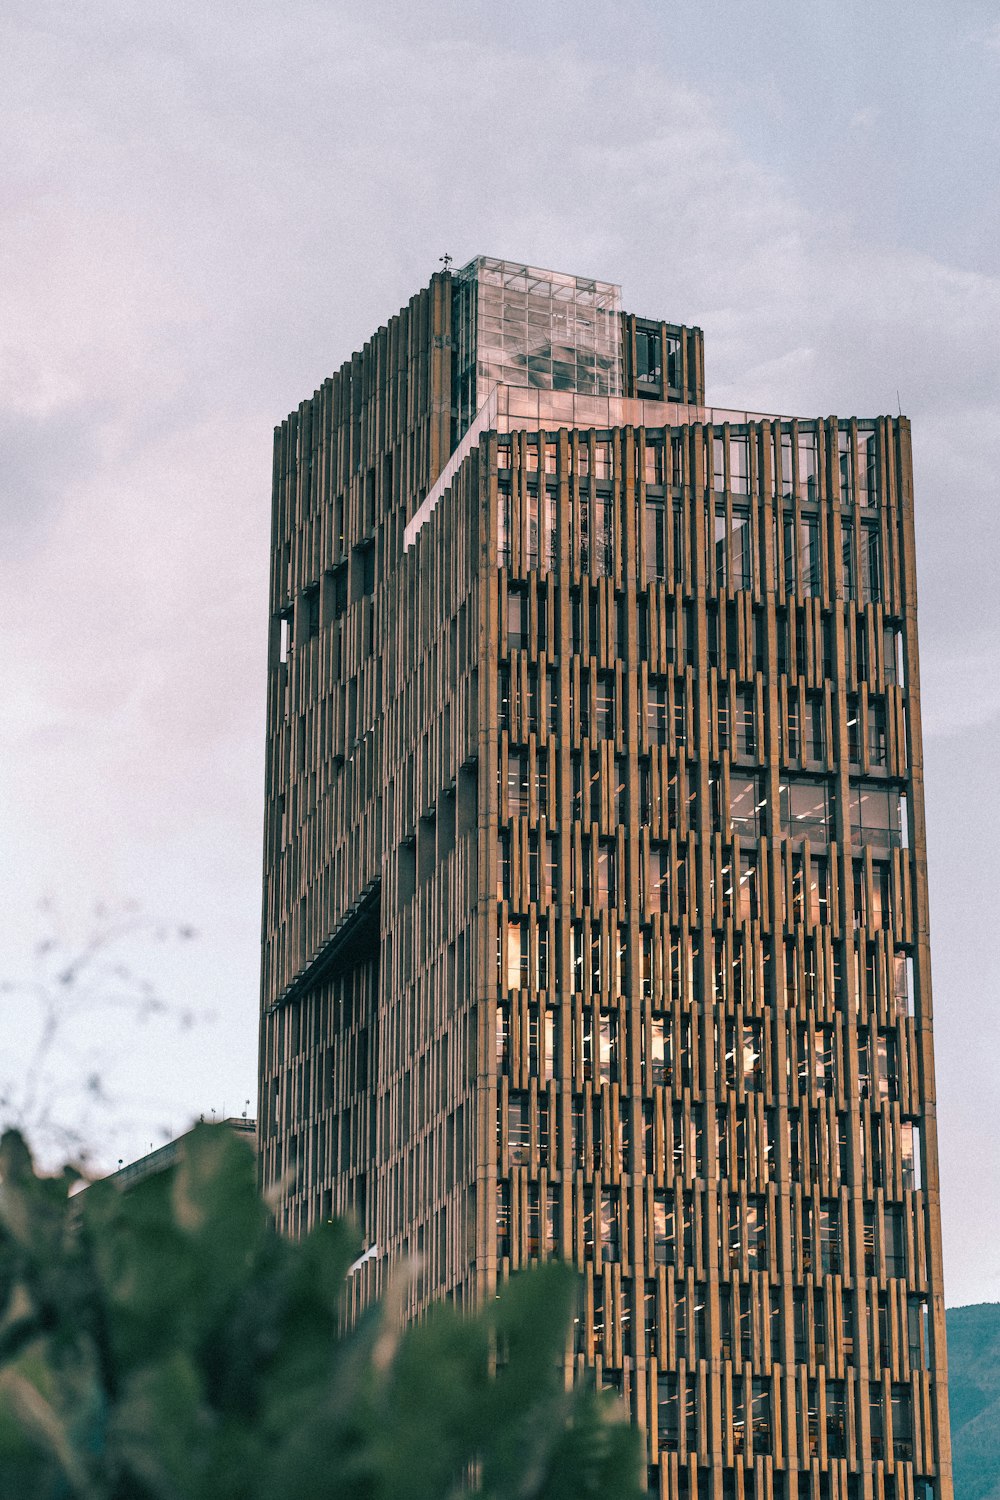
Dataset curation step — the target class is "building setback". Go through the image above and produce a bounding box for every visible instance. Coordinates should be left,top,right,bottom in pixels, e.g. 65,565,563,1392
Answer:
258,257,952,1499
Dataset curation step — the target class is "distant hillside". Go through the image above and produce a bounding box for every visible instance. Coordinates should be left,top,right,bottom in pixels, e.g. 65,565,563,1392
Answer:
948,1303,1000,1500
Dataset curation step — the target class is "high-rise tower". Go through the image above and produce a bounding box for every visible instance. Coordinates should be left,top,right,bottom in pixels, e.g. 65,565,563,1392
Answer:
259,257,952,1498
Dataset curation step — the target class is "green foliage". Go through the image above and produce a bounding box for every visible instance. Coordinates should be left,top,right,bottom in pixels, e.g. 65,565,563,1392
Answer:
0,1125,642,1499
947,1303,1000,1500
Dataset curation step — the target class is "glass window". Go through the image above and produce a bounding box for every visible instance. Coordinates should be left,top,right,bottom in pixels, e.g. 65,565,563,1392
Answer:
650,1017,671,1086
673,505,684,585
798,431,818,501
737,688,756,758
868,698,887,765
713,436,726,492
782,513,796,595
717,681,730,753
714,509,727,591
508,749,528,816
598,1012,618,1084
526,487,538,569
505,921,527,991
653,1191,673,1265
861,524,881,604
674,684,687,749
859,427,879,506
780,780,831,844
594,497,612,576
645,498,666,582
751,1379,772,1452
820,1200,842,1274
746,1194,767,1269
786,695,800,759
826,1379,847,1458
648,843,670,914
644,439,664,485
498,664,511,731
842,519,856,600
648,680,669,745
597,842,615,905
850,783,902,848
658,1374,679,1450
883,625,903,686
847,694,861,763
496,1002,510,1070
799,516,821,596
730,774,764,839
730,436,749,495
739,850,760,921
636,326,662,383
496,1181,510,1258
600,1190,619,1262
810,856,830,924
497,830,511,902
578,492,590,571
806,695,825,762
780,430,794,498
670,434,684,487
838,428,854,504
884,1205,906,1278
666,334,681,390
507,585,528,651
596,673,615,738
892,1385,913,1462
732,508,751,590
507,1092,531,1163
545,667,559,735
536,749,548,817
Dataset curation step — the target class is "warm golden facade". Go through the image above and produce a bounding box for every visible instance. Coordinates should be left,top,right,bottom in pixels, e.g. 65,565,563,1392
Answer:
259,260,952,1498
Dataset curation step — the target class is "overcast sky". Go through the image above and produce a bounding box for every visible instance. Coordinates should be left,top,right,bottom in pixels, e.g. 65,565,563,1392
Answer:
2,0,998,1304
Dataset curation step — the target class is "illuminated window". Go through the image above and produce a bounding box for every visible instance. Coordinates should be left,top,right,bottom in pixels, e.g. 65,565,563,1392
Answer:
779,778,831,844
730,773,765,839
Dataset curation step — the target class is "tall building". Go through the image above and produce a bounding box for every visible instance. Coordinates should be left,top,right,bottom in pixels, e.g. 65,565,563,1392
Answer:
258,256,952,1498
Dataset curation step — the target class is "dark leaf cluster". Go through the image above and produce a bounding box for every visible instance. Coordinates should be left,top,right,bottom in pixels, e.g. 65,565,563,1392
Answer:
0,1125,642,1499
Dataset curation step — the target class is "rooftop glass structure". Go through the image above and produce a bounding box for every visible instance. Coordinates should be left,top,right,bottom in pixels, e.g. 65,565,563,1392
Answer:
453,255,623,439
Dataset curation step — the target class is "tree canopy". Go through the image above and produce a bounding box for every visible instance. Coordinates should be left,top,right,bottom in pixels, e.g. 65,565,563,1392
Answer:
0,1123,642,1499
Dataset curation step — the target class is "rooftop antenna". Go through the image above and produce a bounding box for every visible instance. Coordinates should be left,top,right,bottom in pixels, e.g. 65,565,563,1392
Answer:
440,253,453,271
243,1098,250,1119
897,390,902,416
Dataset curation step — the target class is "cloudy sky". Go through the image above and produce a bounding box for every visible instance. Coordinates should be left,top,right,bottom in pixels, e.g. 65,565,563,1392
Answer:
2,0,998,1303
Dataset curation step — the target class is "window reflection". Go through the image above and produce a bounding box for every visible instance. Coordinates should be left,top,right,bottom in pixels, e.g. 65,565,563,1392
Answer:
779,779,831,844
798,431,818,502
849,783,902,849
453,256,623,440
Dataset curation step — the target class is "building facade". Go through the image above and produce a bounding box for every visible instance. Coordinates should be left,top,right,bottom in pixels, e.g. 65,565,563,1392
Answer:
258,257,952,1499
